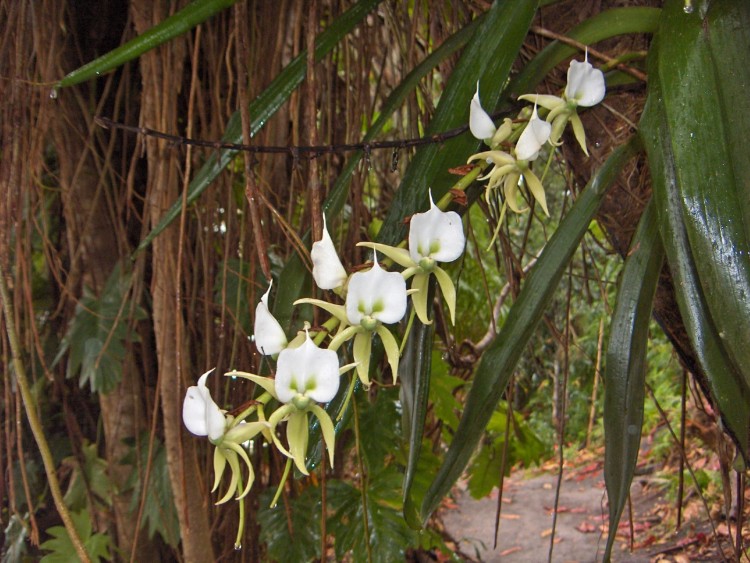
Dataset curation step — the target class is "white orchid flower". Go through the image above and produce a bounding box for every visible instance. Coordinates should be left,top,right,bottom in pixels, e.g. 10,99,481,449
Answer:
359,192,465,325
470,83,497,142
295,255,406,388
253,281,287,356
345,257,407,328
311,215,347,291
254,331,341,474
182,369,227,442
565,54,606,108
515,103,552,162
275,332,341,408
518,53,605,155
467,150,549,216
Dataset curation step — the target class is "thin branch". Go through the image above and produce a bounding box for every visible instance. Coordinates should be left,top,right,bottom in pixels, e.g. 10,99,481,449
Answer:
95,115,472,157
529,25,649,83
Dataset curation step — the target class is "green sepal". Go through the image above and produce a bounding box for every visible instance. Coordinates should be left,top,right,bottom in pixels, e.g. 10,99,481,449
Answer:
410,273,432,325
223,441,256,499
216,449,240,505
287,411,310,475
357,242,414,269
212,447,227,493
376,324,401,383
329,324,359,352
294,298,349,325
521,169,549,217
432,267,457,325
226,371,278,400
352,331,372,388
569,112,588,156
309,404,336,468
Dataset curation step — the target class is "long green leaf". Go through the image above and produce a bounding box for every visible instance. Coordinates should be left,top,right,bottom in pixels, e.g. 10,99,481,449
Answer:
135,0,383,255
377,0,540,247
399,286,434,528
420,136,641,522
57,0,238,88
640,0,750,459
602,200,663,561
655,0,750,391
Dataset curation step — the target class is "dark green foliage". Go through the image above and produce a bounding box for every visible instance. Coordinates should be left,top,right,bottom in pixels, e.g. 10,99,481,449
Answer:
54,264,146,394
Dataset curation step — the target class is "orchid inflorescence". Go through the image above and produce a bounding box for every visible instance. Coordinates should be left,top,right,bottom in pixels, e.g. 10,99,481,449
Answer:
180,51,605,545
468,53,605,217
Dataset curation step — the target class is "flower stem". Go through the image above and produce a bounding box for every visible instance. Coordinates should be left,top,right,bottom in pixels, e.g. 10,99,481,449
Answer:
0,266,91,563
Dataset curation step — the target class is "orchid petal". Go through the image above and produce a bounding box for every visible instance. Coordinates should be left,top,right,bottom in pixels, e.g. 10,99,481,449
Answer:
352,331,372,388
565,57,605,107
518,93,565,112
375,324,401,383
522,169,549,217
356,242,414,269
212,448,227,493
468,150,515,167
433,266,458,325
309,404,336,468
408,191,465,264
274,332,340,405
253,282,288,355
346,258,407,326
287,411,310,475
515,104,551,162
469,83,497,141
311,215,348,290
183,369,226,441
410,272,432,325
569,112,589,156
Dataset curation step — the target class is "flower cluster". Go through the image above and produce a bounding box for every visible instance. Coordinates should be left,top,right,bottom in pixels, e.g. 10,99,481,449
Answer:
181,191,465,519
468,53,605,215
179,52,606,541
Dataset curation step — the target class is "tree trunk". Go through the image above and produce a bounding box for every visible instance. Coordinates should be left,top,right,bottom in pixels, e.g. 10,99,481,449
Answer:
132,1,214,560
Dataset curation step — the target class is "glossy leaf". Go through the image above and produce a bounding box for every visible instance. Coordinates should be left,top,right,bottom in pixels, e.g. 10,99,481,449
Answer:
603,201,663,560
420,136,641,522
399,283,435,528
653,0,750,393
640,0,750,459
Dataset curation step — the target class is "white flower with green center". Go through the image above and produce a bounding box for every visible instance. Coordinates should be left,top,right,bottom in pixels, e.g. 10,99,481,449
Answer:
311,215,348,291
253,281,288,356
467,150,549,216
295,255,406,388
360,192,465,325
239,332,342,475
519,53,605,155
183,369,268,503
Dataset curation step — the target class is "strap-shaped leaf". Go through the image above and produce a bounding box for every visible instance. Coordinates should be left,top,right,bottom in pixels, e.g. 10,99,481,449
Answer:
56,0,238,88
640,1,750,460
420,136,641,522
602,200,663,561
399,282,435,529
135,0,383,255
655,0,750,392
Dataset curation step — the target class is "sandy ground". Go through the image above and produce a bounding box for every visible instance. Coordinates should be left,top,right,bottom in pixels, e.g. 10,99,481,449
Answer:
442,463,669,562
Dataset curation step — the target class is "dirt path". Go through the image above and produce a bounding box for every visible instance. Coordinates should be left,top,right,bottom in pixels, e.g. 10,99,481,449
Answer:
442,460,726,562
